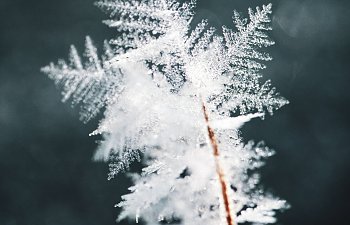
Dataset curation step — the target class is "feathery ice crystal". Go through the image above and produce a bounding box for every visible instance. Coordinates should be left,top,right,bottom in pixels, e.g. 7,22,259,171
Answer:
42,0,289,224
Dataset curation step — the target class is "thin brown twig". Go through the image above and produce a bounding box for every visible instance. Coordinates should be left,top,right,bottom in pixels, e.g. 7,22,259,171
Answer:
201,100,236,225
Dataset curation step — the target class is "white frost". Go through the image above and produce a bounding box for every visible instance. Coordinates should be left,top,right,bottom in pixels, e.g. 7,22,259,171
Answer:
210,113,264,130
42,1,289,224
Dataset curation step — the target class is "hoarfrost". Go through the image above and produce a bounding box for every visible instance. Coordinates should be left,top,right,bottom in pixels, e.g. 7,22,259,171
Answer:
42,1,289,224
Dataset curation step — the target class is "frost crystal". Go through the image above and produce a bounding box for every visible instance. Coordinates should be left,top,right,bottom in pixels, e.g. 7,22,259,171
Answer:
42,1,289,224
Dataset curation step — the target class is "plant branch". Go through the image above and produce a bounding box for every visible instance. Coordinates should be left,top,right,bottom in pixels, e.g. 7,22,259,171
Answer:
201,99,236,225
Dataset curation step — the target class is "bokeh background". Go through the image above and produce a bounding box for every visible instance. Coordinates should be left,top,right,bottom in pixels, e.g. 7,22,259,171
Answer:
1,0,349,224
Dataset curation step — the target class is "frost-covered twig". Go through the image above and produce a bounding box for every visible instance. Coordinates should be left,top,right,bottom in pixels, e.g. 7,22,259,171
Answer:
42,1,289,224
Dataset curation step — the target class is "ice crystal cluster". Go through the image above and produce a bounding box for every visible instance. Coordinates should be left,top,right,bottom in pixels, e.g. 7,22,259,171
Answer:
42,0,289,224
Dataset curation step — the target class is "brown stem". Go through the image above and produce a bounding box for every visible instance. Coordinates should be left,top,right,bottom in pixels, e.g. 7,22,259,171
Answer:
201,100,236,225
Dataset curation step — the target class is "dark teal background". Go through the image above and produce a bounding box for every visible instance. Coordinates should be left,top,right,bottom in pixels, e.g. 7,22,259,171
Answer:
1,0,349,224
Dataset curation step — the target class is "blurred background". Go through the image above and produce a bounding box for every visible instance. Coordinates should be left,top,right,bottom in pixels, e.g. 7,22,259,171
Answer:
0,0,349,224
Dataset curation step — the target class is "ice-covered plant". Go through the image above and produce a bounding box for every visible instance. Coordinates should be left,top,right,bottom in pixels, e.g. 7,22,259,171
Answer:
42,0,289,224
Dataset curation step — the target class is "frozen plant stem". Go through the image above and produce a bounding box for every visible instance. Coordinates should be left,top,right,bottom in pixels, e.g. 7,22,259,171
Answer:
42,1,289,224
201,99,235,225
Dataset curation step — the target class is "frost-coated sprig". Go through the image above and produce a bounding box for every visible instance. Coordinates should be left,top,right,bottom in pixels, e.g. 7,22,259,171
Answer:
42,1,289,224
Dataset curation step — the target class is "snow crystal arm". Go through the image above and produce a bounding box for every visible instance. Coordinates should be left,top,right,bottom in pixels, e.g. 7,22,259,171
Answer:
210,113,263,130
236,198,287,224
185,20,209,52
96,0,175,22
191,27,216,56
41,36,123,121
210,78,288,115
207,4,288,116
96,0,194,52
224,4,274,75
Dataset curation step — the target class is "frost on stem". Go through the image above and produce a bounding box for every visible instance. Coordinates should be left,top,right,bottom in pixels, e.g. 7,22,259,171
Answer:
43,1,289,224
